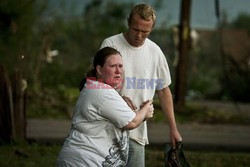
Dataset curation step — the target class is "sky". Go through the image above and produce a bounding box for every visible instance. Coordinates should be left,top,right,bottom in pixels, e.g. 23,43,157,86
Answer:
49,0,250,29
169,0,250,29
143,0,250,29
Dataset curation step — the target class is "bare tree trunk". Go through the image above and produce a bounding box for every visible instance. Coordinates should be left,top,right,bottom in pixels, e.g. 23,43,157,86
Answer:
174,0,192,112
11,69,27,141
33,30,51,91
0,65,13,143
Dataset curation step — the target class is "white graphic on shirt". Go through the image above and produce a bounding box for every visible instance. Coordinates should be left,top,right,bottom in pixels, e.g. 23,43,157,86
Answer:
102,132,128,167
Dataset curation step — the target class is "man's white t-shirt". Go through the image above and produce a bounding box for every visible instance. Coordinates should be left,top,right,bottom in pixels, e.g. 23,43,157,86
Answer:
56,80,136,167
101,33,171,145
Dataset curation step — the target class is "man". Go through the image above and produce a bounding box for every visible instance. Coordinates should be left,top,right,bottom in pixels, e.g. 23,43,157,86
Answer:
100,3,182,167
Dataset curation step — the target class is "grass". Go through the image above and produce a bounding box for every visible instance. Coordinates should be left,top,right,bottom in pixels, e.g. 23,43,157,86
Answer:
0,142,60,167
0,142,250,167
146,146,250,167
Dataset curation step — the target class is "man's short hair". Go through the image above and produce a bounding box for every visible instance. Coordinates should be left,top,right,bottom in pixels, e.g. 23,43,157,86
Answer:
127,4,156,26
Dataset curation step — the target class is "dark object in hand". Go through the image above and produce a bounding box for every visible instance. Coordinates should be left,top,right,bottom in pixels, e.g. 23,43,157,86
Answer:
164,142,191,167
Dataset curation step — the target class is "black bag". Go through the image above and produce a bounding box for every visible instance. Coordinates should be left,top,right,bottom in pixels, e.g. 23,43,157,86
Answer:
164,142,191,167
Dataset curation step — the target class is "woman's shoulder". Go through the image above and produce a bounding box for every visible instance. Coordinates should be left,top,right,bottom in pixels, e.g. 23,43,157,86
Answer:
84,80,118,99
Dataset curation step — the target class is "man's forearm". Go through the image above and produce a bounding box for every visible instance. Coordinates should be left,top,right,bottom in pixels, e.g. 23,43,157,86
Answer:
157,87,178,131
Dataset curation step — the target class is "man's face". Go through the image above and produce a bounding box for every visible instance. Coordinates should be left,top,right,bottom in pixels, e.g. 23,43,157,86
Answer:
126,14,154,47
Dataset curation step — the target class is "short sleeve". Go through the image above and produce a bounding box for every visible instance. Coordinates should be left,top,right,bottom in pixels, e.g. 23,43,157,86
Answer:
100,39,109,49
100,38,114,49
98,90,136,128
156,51,172,90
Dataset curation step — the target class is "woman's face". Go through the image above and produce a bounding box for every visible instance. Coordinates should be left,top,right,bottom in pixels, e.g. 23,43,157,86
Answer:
97,54,123,87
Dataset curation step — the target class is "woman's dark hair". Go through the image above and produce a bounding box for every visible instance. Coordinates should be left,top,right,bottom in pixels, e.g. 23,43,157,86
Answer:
79,47,121,91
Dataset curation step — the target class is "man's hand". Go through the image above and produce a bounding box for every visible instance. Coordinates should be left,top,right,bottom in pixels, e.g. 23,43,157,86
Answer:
121,95,137,110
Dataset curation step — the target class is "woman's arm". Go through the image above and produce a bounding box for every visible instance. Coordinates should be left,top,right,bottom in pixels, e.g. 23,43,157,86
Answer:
122,100,154,130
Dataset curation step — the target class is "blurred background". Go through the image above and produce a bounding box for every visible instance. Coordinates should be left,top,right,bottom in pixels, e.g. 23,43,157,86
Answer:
0,0,250,166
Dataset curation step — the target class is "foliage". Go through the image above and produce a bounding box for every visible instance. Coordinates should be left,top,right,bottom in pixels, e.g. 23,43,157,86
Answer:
188,31,223,100
220,13,250,102
0,0,132,90
221,59,250,102
27,86,78,119
27,86,250,125
187,12,250,102
230,13,250,34
0,0,47,73
152,98,250,125
2,0,250,121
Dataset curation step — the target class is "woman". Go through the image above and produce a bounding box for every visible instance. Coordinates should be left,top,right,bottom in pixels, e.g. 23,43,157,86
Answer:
56,47,154,167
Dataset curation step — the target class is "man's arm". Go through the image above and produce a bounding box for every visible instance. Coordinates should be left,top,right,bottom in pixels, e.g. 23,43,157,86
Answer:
156,86,182,148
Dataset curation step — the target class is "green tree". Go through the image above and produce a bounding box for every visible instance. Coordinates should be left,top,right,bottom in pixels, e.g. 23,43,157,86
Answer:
230,13,250,34
39,0,133,88
0,0,48,85
82,0,131,54
222,13,250,102
184,12,250,102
